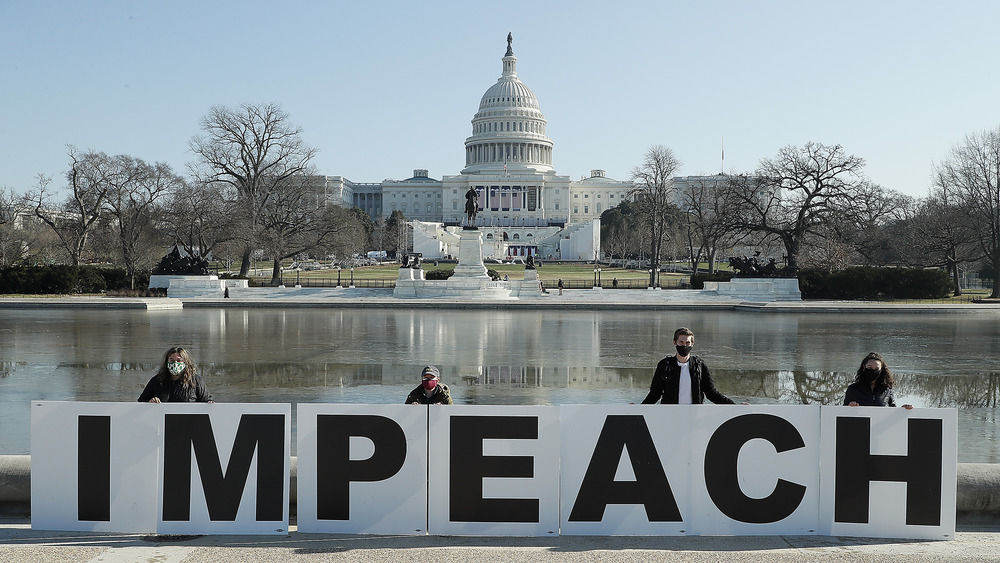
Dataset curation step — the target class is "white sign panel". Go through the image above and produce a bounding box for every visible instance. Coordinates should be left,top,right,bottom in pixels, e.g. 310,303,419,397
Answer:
560,405,694,535
31,401,161,532
154,403,291,535
820,407,957,539
296,404,428,534
686,405,821,535
427,405,560,536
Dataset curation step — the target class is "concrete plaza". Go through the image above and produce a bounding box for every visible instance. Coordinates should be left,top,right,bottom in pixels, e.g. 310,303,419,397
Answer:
2,519,1000,562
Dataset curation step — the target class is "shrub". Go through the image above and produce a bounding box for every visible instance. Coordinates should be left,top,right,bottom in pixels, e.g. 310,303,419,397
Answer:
425,268,454,280
797,266,951,300
0,265,152,294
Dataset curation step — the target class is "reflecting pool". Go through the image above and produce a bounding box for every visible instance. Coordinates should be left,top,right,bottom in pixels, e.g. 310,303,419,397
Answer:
2,308,998,460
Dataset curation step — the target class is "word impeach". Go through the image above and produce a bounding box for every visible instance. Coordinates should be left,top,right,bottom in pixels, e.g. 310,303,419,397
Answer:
30,403,956,539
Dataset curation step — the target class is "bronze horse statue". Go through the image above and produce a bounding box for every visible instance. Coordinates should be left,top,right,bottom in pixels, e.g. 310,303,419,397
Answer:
465,187,479,226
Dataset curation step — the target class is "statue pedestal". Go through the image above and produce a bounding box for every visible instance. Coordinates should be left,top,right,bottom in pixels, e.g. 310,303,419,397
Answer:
393,228,512,298
703,278,802,301
452,229,490,279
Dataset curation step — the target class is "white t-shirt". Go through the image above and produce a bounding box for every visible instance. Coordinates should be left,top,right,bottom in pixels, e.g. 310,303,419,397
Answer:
677,360,693,405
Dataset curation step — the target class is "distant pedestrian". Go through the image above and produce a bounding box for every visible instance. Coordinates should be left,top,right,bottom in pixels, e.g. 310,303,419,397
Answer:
612,278,618,288
558,279,564,295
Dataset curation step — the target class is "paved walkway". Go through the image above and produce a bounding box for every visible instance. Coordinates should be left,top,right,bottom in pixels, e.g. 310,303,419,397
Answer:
2,520,1000,562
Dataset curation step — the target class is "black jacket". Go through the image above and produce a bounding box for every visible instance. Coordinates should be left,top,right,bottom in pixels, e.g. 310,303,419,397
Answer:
843,381,896,407
405,383,453,405
138,374,213,403
641,355,735,404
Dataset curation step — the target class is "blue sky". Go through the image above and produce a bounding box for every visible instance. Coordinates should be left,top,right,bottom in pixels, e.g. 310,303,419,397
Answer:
2,0,998,198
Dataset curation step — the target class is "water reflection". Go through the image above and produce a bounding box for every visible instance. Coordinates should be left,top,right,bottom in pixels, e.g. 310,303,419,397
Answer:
2,308,999,460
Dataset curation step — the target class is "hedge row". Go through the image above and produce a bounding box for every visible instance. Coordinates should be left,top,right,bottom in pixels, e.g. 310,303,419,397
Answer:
797,267,952,300
0,266,150,294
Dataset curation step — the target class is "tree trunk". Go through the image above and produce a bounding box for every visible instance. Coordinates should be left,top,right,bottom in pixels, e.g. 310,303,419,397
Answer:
707,247,717,275
992,252,1000,299
271,259,282,285
238,247,252,277
785,236,801,271
949,255,961,297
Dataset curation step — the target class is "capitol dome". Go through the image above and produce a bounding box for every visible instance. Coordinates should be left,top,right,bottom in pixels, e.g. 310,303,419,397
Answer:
462,34,554,175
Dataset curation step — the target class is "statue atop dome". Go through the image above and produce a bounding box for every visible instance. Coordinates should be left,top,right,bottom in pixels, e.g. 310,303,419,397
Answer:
506,32,513,56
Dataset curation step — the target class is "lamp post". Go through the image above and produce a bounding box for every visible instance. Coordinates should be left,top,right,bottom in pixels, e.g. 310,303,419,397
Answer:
350,267,355,288
593,267,598,289
337,266,342,287
648,268,654,289
597,267,602,288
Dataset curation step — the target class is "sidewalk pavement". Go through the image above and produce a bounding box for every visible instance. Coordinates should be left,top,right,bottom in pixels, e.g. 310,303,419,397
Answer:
3,520,1000,562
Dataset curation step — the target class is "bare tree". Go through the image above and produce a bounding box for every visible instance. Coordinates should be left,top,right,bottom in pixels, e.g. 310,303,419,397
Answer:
825,181,911,268
600,201,642,266
678,176,743,274
383,210,408,258
901,183,980,295
0,187,25,266
189,103,317,276
258,176,362,284
162,180,233,263
727,143,869,270
103,157,183,288
630,146,682,285
936,126,1000,297
28,148,114,267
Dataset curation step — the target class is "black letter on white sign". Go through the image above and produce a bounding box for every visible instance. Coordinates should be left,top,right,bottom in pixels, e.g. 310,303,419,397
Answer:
568,415,681,522
316,414,407,520
450,415,538,522
704,413,807,523
77,415,111,521
834,416,942,526
162,414,285,522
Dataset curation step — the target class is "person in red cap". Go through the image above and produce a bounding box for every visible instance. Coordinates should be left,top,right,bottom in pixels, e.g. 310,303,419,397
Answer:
405,365,453,405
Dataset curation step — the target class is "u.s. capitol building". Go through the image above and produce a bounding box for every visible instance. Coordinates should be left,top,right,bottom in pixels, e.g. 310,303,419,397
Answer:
323,35,633,261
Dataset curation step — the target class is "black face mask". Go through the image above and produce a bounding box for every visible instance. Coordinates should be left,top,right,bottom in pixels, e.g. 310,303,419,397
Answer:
862,368,880,383
675,345,693,357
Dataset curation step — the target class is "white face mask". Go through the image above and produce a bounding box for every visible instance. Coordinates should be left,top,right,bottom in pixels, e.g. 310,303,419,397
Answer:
167,361,185,376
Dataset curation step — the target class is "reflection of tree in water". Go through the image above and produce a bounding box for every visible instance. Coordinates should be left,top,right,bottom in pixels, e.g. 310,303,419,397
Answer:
0,361,26,379
712,369,849,405
200,362,383,388
712,369,783,402
903,372,1000,408
715,368,1000,408
789,371,852,405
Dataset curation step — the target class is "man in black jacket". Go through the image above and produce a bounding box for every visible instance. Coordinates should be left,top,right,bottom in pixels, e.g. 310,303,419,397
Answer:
405,365,454,405
641,327,735,405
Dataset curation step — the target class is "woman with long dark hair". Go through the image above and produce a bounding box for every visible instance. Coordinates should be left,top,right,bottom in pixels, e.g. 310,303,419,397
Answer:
138,346,214,403
844,352,911,409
